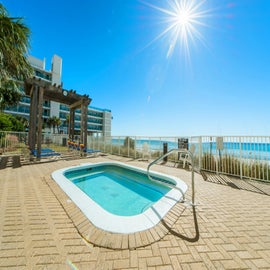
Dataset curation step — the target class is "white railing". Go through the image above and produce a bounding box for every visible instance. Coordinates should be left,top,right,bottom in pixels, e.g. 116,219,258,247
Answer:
88,135,270,182
0,131,28,155
1,131,270,182
147,148,196,205
0,131,69,156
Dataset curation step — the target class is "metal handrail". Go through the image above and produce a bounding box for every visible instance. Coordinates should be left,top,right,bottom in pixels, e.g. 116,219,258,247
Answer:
147,148,195,205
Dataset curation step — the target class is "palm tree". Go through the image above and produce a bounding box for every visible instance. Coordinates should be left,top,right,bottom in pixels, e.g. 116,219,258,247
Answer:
15,115,29,131
0,4,33,110
55,117,62,134
47,116,62,134
47,117,55,134
64,114,70,134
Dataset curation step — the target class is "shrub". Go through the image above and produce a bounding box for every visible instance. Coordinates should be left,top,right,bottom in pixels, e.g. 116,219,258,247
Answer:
0,113,24,131
123,137,135,149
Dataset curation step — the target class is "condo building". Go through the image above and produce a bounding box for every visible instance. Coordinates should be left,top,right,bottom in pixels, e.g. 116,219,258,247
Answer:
4,55,112,137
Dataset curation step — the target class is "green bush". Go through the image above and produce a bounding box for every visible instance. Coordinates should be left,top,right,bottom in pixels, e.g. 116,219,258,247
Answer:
123,137,135,149
0,113,24,131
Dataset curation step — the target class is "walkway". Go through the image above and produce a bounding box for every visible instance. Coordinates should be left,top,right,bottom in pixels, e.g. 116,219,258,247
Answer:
1,155,270,269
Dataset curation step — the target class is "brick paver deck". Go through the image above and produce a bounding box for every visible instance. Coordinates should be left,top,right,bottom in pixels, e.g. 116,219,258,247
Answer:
1,155,270,269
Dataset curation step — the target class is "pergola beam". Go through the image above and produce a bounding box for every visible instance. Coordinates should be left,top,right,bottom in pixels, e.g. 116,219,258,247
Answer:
70,99,84,110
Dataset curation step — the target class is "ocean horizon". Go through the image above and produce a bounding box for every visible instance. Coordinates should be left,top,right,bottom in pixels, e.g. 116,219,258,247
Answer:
111,138,270,161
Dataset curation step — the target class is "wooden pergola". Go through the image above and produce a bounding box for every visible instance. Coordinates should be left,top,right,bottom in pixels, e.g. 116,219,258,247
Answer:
24,77,92,160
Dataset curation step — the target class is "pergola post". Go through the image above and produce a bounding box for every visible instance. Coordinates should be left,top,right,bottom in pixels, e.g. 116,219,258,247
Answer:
69,108,75,141
36,87,44,160
80,102,88,154
28,85,38,153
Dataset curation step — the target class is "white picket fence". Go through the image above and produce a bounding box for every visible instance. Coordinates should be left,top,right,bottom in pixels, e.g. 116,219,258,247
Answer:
88,135,270,182
1,131,270,182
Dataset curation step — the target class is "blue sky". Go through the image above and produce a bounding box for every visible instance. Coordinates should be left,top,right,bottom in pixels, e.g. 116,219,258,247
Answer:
3,0,270,136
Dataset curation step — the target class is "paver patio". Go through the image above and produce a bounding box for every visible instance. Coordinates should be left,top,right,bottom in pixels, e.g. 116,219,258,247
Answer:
1,155,270,269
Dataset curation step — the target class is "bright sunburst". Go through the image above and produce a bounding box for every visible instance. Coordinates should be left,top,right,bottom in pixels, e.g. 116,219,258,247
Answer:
143,0,210,61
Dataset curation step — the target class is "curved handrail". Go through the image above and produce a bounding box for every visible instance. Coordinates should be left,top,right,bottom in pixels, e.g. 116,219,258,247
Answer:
147,148,195,205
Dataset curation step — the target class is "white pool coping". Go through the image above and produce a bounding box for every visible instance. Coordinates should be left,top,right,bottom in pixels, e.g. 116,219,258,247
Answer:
51,161,188,234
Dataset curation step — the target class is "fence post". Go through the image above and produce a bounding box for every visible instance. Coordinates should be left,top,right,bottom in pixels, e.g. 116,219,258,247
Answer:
4,131,7,152
110,137,112,154
134,137,136,159
118,137,120,156
149,137,151,160
163,143,168,162
240,137,243,179
198,136,202,171
127,137,130,158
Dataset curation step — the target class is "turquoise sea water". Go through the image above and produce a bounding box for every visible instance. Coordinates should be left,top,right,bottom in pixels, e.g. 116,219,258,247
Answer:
111,139,270,160
201,142,270,160
65,165,170,216
111,138,178,150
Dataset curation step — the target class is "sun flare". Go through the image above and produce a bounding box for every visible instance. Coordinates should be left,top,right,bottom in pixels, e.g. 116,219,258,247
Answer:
143,0,210,61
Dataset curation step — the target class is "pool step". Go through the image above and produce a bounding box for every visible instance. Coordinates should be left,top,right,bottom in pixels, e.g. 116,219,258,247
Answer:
68,171,104,182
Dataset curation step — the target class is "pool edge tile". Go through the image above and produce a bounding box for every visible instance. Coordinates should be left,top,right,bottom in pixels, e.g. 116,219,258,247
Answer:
46,174,186,250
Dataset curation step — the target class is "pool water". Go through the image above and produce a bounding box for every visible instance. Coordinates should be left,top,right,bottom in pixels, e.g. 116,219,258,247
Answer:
53,162,187,233
65,165,171,216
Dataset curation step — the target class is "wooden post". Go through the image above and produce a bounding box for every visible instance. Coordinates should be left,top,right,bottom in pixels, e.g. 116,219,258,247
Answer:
69,108,75,141
36,87,44,161
28,85,38,154
81,102,88,155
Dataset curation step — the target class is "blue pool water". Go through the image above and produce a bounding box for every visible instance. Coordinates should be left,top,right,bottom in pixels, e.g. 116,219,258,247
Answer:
53,162,187,233
65,165,171,216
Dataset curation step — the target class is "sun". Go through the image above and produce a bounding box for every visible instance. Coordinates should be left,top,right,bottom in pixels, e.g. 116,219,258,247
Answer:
176,10,191,25
143,0,210,61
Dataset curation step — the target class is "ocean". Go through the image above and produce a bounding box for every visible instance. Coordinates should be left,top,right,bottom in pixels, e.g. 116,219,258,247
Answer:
111,138,270,160
111,138,178,151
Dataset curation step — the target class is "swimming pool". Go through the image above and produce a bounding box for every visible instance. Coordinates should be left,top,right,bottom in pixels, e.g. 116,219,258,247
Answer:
52,162,187,233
